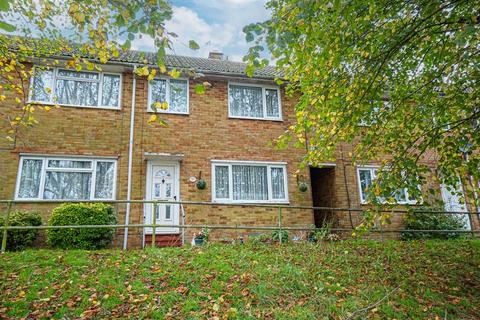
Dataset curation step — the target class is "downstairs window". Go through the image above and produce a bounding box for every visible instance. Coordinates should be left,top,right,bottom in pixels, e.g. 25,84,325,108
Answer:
212,161,288,203
357,167,416,204
16,156,117,200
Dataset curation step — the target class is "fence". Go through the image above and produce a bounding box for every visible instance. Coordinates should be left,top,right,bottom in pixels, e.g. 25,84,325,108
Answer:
1,199,478,253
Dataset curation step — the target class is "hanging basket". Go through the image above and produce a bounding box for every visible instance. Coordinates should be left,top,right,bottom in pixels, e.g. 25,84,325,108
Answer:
196,179,207,190
298,182,308,192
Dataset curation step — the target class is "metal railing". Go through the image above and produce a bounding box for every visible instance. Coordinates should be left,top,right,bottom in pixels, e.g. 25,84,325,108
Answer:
0,199,478,253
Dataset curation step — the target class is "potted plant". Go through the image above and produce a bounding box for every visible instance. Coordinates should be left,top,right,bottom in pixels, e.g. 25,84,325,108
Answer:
193,227,209,246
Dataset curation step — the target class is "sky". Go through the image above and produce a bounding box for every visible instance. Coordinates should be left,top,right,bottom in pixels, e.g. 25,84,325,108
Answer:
131,0,271,62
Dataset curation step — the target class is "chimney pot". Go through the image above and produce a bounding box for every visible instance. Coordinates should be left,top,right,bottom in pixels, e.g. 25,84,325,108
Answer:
208,50,224,60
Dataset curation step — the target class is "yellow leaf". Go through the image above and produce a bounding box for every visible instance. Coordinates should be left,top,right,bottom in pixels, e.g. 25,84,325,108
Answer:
148,114,157,124
44,106,51,111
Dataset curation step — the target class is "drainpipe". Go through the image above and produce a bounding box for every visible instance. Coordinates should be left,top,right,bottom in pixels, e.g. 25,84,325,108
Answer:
123,65,137,250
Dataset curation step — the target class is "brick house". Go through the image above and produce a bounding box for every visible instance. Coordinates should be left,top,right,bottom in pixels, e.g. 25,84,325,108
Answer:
0,49,478,248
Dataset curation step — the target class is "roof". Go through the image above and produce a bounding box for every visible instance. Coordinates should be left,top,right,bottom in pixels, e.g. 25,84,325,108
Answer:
113,50,281,79
5,35,281,79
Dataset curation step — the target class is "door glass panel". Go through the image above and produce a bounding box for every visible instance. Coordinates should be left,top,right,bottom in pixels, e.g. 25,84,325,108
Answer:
154,183,161,198
165,183,172,198
155,204,160,220
165,205,171,220
155,169,170,178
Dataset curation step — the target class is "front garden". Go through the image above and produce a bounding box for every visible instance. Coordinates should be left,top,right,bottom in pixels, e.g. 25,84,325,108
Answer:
1,240,479,319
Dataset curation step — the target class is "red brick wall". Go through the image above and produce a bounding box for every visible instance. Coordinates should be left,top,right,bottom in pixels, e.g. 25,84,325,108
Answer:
1,65,478,247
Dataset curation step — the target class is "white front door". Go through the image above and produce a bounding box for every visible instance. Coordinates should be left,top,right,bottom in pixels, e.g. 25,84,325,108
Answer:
145,163,180,234
440,181,471,230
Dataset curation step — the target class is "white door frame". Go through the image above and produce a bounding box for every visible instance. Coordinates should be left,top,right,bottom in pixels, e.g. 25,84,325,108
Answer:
144,160,181,235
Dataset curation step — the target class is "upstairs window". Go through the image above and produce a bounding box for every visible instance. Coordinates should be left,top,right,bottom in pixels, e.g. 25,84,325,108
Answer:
357,167,416,204
228,83,281,120
148,78,189,114
16,156,117,200
29,67,122,109
212,161,288,203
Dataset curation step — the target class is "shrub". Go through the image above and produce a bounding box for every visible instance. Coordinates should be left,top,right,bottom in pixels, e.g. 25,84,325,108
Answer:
401,208,468,240
247,233,271,245
271,229,289,243
47,203,116,249
0,211,42,251
308,223,332,242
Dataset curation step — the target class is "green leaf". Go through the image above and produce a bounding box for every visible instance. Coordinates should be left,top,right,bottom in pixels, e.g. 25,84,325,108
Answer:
156,46,165,65
188,40,200,50
194,84,205,94
0,0,11,11
245,64,255,77
0,20,15,32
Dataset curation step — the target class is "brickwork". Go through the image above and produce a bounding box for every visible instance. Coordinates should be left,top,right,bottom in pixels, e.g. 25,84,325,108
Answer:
0,64,478,247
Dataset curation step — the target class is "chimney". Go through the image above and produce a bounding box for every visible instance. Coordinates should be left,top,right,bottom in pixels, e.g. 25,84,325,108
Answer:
208,50,224,60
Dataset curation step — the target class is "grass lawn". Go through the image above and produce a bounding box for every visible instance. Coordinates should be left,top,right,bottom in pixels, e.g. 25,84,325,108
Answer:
1,240,480,319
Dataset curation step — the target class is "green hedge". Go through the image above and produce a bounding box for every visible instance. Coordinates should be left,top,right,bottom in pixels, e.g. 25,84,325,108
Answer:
401,209,468,240
0,211,42,251
47,203,116,250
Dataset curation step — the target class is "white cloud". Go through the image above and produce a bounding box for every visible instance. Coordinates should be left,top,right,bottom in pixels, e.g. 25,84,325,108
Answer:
132,2,270,62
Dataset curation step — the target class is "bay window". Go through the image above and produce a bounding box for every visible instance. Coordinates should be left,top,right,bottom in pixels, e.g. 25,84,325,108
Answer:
148,78,189,114
212,161,288,203
16,156,117,200
29,67,122,109
357,167,416,204
228,83,281,120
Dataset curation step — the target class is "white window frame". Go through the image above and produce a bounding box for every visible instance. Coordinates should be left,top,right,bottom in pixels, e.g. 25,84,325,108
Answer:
228,82,282,121
15,155,117,201
211,160,289,204
28,67,123,110
147,77,190,115
356,166,417,205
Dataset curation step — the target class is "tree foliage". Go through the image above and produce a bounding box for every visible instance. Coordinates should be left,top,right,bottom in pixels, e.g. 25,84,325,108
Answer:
245,0,480,225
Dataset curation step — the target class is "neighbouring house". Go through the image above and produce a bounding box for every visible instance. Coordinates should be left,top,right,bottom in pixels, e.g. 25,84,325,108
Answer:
0,47,478,248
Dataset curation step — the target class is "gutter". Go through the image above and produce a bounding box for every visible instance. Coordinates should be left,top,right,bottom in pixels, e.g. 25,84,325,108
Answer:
123,65,137,250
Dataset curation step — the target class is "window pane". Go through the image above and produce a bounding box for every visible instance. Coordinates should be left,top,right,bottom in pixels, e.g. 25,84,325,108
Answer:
229,85,263,118
31,69,53,102
18,159,43,198
44,172,91,199
95,162,115,199
215,166,229,199
169,79,188,113
266,89,279,118
271,167,286,199
232,165,268,201
165,205,171,220
57,69,99,79
150,79,167,109
394,189,407,202
359,169,372,201
55,79,99,106
101,74,120,107
48,160,91,168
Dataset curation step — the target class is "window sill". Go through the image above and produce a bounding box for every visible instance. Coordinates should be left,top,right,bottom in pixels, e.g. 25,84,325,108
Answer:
13,198,116,202
147,109,189,116
228,115,283,122
212,200,290,205
28,101,121,111
360,200,418,206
